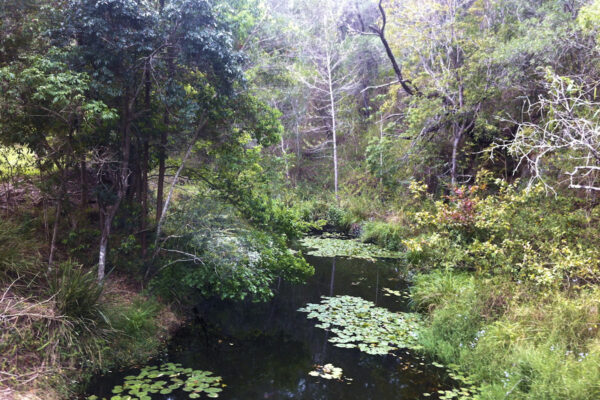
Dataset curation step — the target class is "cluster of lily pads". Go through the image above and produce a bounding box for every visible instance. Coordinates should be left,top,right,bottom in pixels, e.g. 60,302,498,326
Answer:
298,295,423,355
300,237,402,261
424,367,480,399
87,363,223,400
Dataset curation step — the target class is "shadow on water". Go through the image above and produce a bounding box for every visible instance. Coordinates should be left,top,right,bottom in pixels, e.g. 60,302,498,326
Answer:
87,253,451,399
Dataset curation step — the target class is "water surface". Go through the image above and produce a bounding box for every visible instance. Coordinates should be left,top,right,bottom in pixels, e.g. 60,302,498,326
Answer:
87,253,450,399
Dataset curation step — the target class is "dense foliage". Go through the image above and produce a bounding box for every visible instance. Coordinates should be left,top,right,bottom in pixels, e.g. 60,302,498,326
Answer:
3,0,600,399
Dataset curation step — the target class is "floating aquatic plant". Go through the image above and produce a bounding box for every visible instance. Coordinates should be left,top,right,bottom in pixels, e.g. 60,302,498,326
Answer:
88,363,224,400
308,363,345,380
298,295,423,355
300,237,402,260
382,287,410,298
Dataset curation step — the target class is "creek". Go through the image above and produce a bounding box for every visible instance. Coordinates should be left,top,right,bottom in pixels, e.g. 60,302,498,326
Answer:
86,246,452,399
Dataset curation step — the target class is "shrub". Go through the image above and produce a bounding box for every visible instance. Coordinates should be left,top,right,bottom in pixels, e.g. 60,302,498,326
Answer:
360,221,408,251
326,204,350,231
47,261,105,331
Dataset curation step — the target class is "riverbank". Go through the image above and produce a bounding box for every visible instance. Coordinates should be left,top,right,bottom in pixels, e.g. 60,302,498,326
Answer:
0,217,183,400
411,270,600,399
295,177,600,399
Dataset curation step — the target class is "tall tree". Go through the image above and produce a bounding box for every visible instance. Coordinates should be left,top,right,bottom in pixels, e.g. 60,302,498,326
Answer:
293,0,357,202
61,0,243,280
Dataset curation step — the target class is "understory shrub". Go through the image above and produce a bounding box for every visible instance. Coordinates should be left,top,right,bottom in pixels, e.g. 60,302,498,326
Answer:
403,175,600,286
361,220,409,251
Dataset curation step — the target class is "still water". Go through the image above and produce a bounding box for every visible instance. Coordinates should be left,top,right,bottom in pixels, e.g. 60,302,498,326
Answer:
86,253,451,399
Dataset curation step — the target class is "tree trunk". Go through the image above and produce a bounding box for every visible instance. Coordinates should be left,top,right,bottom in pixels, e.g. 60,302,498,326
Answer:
48,195,62,269
152,124,204,262
141,139,149,257
372,0,414,96
98,97,132,282
48,169,67,269
141,63,151,257
157,49,175,223
326,48,339,204
379,115,384,185
281,136,290,180
451,124,462,187
97,209,114,282
156,119,167,223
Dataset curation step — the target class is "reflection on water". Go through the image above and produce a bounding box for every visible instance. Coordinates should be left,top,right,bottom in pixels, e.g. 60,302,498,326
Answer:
87,254,450,399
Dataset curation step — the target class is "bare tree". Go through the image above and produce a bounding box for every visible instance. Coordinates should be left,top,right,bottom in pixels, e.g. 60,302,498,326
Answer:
293,0,358,202
499,71,600,193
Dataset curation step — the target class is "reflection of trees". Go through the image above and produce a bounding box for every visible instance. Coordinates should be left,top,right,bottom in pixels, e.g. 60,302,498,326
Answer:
315,256,336,365
375,266,379,306
161,254,445,399
329,257,336,296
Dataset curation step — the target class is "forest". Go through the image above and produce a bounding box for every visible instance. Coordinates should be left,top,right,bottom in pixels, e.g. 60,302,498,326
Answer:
1,0,600,399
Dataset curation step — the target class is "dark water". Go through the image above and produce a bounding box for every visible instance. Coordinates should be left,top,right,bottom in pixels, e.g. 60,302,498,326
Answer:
86,254,451,399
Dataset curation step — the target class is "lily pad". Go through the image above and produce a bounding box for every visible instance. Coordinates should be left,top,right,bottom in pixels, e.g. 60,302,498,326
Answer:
104,363,224,399
300,237,402,260
299,295,423,355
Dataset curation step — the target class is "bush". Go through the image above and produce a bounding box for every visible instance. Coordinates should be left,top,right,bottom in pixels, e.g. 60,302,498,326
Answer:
360,221,408,251
325,204,350,231
47,261,104,327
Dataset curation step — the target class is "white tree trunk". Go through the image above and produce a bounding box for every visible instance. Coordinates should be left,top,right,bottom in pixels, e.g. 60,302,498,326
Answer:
379,114,384,185
97,211,113,282
281,135,290,179
152,124,204,260
326,47,339,204
451,130,460,187
48,199,61,269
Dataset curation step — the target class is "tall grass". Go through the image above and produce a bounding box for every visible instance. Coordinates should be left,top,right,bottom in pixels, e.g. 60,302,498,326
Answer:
0,219,41,283
47,261,107,336
411,270,600,399
103,297,165,365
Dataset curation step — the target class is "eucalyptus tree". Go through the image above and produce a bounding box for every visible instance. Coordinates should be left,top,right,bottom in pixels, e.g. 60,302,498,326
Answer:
504,71,600,193
222,0,313,184
368,0,594,187
291,0,359,202
500,3,600,194
379,0,499,186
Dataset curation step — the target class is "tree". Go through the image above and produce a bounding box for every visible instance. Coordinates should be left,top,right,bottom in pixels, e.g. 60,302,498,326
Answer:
503,71,600,193
0,54,115,267
57,0,246,280
293,0,358,202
